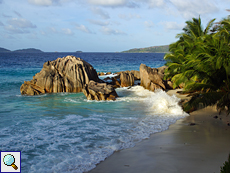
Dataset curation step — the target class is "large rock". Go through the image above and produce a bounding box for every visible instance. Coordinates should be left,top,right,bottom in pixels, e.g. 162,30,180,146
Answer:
157,66,167,79
140,64,166,91
117,70,140,80
157,66,167,74
82,80,118,101
111,77,121,88
20,56,99,95
120,72,135,87
130,70,140,80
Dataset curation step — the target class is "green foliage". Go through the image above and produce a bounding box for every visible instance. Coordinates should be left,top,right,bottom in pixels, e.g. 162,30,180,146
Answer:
164,16,230,114
220,154,230,173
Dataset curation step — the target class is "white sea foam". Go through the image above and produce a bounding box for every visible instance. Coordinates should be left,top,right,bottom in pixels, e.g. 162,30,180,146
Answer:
64,98,82,103
117,86,187,117
99,73,118,79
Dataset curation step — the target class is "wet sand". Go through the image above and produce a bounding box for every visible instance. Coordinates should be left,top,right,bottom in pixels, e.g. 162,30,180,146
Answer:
89,89,230,173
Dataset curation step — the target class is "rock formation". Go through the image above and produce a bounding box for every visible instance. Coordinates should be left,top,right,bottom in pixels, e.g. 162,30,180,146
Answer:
20,56,99,95
120,72,135,87
82,80,118,101
111,77,121,88
130,70,140,80
140,64,166,91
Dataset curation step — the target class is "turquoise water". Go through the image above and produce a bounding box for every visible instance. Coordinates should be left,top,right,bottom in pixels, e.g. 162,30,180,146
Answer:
0,53,188,172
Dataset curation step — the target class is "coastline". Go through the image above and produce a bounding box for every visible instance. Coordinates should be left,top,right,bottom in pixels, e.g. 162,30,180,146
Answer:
89,89,230,173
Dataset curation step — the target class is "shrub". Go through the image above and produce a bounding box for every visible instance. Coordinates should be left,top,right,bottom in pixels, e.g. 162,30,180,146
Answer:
220,154,230,173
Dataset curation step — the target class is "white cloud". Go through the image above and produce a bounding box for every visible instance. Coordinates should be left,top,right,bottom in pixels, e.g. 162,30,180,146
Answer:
4,25,30,34
7,18,36,28
14,11,22,17
91,7,110,19
119,13,141,20
28,33,38,39
144,21,154,28
87,0,127,7
75,24,94,34
87,0,139,8
134,0,166,8
101,26,126,35
2,14,11,18
28,0,54,6
2,34,15,39
49,27,57,33
28,0,71,6
41,27,74,36
170,0,219,19
62,28,74,35
146,0,166,8
88,19,110,26
3,18,36,34
160,21,184,30
40,31,46,35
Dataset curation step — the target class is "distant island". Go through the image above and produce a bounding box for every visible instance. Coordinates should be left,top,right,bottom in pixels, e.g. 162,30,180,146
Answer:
14,48,43,53
0,46,169,53
0,47,43,53
122,45,169,53
0,47,11,52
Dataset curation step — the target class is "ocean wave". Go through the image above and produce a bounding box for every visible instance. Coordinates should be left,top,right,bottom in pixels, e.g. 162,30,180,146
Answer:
0,86,188,173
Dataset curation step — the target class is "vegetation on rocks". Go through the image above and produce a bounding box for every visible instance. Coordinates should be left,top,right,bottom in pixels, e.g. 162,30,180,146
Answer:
220,154,230,173
164,16,230,114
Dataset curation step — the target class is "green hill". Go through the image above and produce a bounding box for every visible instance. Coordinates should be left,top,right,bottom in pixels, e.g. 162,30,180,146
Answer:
14,48,43,53
122,45,169,53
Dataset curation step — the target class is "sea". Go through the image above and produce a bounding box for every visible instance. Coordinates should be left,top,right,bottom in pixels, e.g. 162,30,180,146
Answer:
0,52,188,173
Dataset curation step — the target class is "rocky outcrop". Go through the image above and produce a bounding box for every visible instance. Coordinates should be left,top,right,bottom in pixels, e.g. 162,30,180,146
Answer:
97,72,112,76
116,70,140,80
20,56,99,95
130,70,140,80
157,66,167,79
157,66,173,89
120,72,135,87
112,70,139,88
111,77,121,88
140,64,166,91
82,80,118,101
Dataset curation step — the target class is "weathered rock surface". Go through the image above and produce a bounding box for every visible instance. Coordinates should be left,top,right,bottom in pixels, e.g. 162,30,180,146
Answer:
140,64,166,91
130,70,140,80
120,72,135,87
97,72,105,76
97,72,112,76
20,56,99,95
157,66,167,75
111,77,121,88
116,70,140,80
158,66,175,89
82,80,118,101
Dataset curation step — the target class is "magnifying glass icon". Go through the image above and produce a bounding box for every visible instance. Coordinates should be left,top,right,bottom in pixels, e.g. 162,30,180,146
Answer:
3,154,18,170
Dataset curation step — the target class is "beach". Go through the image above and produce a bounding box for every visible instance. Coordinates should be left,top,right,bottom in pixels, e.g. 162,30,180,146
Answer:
89,90,230,173
1,52,229,172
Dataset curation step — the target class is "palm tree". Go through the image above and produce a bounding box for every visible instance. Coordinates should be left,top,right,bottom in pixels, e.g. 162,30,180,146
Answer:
164,17,216,88
164,16,230,114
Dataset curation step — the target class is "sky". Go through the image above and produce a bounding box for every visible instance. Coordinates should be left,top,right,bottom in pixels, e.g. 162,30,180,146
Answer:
0,0,229,52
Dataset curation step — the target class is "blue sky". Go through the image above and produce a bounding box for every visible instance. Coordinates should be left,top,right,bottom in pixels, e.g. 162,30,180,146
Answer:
0,0,229,52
